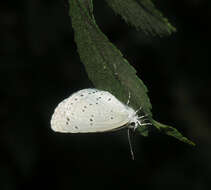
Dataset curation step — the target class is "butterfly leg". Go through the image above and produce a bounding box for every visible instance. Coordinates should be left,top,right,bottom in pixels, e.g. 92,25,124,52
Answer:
138,114,149,119
137,120,152,128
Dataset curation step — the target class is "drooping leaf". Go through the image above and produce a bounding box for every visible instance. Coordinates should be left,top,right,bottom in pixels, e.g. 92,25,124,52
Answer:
105,0,176,36
68,0,152,113
69,0,151,136
68,0,195,145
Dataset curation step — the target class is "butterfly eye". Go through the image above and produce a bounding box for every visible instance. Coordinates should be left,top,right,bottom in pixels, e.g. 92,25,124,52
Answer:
130,122,136,126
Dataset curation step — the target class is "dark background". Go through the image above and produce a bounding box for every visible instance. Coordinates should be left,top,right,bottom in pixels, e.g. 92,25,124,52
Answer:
1,0,210,189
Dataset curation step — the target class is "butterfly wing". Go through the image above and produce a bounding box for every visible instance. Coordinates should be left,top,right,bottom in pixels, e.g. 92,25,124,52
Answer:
51,89,131,133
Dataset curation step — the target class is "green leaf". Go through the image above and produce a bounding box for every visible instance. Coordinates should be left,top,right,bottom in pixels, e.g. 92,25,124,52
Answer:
68,0,152,116
151,120,195,146
69,0,151,137
68,0,195,145
105,0,176,36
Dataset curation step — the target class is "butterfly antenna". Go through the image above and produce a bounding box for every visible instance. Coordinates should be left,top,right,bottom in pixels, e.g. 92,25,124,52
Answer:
127,129,135,160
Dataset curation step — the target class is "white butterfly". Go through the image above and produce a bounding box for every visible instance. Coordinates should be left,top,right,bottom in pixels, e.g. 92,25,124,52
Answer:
51,88,151,159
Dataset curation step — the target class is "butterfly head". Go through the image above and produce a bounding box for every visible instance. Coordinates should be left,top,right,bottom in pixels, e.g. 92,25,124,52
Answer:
126,106,152,130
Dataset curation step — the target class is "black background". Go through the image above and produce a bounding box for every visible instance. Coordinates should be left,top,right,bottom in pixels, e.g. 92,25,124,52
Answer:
1,0,211,189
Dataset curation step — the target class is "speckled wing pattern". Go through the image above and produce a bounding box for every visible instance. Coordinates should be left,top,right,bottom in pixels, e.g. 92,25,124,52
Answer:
51,89,132,133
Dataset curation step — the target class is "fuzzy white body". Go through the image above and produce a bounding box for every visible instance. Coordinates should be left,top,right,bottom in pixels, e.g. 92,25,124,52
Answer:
51,89,140,133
